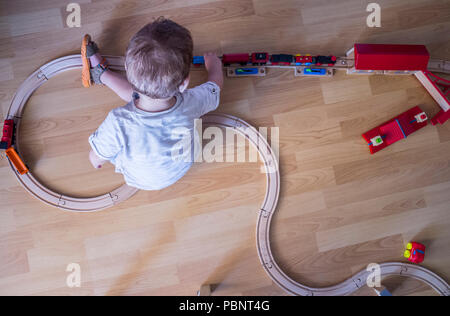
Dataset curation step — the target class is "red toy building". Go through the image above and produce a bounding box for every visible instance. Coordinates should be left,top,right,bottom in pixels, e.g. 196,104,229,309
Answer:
362,106,428,154
354,44,430,71
0,119,14,150
404,242,426,264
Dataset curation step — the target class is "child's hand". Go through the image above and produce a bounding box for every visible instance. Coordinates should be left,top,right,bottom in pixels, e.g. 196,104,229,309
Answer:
204,52,221,72
203,52,223,89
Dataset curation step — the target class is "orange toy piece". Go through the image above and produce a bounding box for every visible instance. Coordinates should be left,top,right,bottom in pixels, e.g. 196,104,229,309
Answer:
81,34,92,88
5,147,28,175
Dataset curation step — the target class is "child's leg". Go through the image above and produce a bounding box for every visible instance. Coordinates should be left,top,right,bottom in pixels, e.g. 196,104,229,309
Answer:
90,53,133,103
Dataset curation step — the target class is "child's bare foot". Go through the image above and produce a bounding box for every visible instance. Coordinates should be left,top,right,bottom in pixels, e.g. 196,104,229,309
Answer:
81,34,109,87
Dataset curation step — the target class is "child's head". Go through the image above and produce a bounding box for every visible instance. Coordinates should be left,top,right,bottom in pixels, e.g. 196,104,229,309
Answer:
125,17,193,99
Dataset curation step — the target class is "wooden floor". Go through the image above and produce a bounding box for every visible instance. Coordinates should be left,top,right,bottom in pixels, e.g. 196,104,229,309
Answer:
1,0,450,296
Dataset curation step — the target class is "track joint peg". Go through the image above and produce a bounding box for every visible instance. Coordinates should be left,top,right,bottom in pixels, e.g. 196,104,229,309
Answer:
264,261,273,269
400,266,408,275
36,70,48,80
259,208,270,218
57,196,66,207
352,277,365,289
109,193,119,202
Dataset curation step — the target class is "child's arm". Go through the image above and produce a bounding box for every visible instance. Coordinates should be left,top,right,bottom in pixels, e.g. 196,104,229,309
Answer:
204,52,223,89
88,111,122,169
89,149,108,169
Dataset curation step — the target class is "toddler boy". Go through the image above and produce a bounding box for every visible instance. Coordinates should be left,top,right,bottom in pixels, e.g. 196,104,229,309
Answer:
82,17,223,190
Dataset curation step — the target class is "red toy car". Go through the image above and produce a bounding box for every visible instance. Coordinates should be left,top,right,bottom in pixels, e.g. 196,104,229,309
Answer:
222,53,249,66
404,242,425,264
0,119,14,150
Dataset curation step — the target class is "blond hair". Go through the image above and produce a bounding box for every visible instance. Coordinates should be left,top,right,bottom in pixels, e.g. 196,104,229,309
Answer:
125,17,193,99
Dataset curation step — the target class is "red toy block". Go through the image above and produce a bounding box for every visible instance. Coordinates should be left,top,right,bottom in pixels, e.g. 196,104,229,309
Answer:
362,106,428,154
404,242,425,264
354,43,430,71
431,109,450,126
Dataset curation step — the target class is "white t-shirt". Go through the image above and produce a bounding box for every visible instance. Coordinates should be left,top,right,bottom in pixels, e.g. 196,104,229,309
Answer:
89,81,220,190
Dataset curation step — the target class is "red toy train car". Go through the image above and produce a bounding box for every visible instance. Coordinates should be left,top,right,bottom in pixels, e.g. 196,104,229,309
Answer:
0,119,14,150
251,52,269,65
295,55,313,65
222,53,249,66
295,55,337,66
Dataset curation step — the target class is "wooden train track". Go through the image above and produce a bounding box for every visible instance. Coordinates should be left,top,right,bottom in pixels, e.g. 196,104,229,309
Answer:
5,55,450,295
6,55,139,211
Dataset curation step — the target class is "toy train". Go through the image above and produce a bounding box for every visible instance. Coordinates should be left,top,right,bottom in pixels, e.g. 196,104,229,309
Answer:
0,119,14,150
192,53,337,67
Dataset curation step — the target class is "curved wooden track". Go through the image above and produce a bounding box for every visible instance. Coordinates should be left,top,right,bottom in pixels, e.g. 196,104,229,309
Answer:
6,55,450,295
